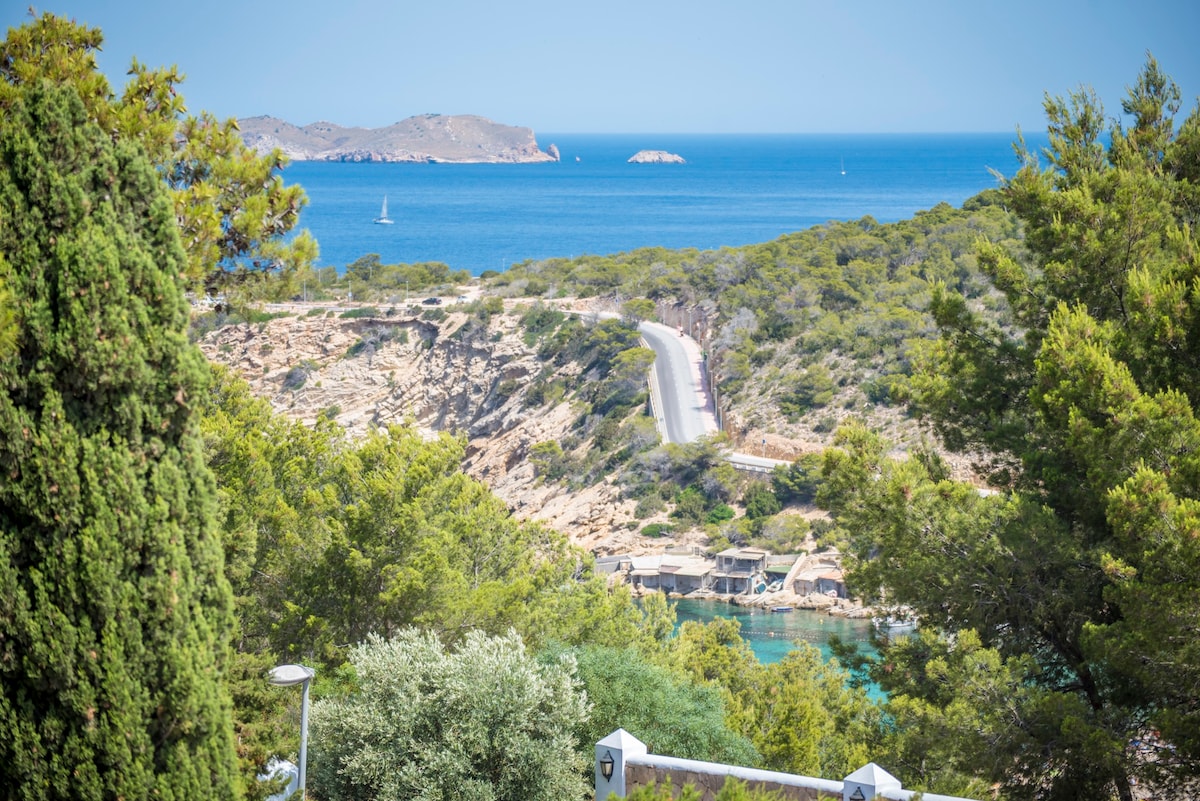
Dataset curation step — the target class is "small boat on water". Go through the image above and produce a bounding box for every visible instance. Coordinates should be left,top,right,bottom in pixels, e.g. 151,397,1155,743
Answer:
771,606,794,613
374,195,394,225
873,615,917,634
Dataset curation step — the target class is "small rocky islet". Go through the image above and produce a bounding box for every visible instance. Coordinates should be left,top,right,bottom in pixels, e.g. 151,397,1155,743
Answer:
627,149,686,164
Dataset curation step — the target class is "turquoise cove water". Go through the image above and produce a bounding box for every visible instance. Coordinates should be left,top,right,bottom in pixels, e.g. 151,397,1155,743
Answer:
671,597,877,666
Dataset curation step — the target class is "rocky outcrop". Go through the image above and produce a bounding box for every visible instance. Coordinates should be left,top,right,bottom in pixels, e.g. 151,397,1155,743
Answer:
628,150,686,164
238,114,560,163
197,303,664,553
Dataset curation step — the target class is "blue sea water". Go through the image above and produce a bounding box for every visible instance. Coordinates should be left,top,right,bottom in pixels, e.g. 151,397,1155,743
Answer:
283,132,1041,275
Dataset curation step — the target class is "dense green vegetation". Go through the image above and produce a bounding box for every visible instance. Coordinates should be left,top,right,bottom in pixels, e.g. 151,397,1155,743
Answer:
490,194,1023,438
310,630,590,801
201,366,664,663
821,57,1200,800
0,77,240,799
4,12,1198,801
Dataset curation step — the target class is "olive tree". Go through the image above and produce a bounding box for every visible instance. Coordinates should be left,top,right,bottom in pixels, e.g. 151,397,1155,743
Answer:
310,630,590,801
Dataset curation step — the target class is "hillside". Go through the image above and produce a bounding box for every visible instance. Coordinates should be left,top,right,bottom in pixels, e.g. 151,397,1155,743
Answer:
196,198,1017,556
485,197,1022,477
237,113,560,163
194,299,707,556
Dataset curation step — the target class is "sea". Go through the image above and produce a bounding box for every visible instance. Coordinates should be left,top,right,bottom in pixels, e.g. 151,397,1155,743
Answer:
281,132,1045,275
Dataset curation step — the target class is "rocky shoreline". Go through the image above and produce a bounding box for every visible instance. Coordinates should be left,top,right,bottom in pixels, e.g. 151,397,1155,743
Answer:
633,584,874,619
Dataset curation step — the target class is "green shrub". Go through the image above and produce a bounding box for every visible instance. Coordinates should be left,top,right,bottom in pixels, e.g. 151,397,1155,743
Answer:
494,379,519,400
530,441,568,480
310,631,589,801
812,415,838,434
672,486,708,526
706,504,736,524
282,365,310,390
743,483,782,520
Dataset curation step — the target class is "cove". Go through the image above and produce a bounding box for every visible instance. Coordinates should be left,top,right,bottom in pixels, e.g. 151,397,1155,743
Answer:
671,598,889,702
671,598,878,666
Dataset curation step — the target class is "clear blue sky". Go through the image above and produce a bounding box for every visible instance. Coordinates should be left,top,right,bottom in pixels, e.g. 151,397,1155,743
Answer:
4,1,1197,134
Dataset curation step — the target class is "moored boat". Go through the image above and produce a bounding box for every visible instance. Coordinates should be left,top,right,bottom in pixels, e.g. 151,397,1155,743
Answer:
872,615,917,634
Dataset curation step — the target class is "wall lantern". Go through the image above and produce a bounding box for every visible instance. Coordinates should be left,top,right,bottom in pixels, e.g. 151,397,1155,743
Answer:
600,750,615,781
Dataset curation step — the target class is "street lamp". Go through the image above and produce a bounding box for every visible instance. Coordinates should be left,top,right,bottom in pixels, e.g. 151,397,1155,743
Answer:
268,664,316,800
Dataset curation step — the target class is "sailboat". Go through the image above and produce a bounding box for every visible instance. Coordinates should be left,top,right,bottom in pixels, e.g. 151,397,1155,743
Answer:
374,195,394,225
840,157,846,176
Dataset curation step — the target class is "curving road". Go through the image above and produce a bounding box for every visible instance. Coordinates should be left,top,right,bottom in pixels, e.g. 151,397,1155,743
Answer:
638,320,791,472
637,321,719,444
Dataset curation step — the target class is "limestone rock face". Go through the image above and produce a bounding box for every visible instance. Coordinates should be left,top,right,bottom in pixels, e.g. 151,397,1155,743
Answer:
627,149,686,164
238,114,559,163
197,304,661,553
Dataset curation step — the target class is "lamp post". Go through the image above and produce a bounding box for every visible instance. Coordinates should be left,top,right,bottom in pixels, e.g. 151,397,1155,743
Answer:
268,664,316,800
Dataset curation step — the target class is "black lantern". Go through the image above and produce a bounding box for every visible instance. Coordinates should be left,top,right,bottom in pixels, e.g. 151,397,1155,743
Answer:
599,750,615,781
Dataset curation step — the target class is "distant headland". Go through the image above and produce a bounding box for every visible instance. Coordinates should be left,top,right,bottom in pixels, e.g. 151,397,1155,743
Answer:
237,113,560,164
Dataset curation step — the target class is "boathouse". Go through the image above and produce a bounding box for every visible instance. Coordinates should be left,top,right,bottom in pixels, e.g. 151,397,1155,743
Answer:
712,547,768,594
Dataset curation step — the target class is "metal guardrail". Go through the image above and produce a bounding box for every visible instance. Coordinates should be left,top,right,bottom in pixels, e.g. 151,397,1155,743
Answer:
640,335,670,442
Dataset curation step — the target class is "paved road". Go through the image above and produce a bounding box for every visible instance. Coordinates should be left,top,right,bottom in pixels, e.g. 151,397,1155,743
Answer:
638,320,791,472
638,321,719,444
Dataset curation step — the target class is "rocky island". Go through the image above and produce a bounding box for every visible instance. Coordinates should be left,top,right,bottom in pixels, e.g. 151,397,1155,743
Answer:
628,149,686,164
237,113,560,164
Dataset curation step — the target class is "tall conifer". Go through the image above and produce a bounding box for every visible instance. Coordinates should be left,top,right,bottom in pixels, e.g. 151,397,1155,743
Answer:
0,81,240,799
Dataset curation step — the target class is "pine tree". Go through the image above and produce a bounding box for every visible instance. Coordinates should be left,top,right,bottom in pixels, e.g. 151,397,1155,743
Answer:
822,57,1200,800
0,11,314,296
0,81,241,800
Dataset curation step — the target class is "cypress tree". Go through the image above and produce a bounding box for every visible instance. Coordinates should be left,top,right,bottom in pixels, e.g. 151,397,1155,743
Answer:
0,81,240,800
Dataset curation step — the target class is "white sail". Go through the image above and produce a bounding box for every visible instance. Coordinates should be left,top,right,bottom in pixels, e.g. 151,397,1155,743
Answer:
374,195,394,225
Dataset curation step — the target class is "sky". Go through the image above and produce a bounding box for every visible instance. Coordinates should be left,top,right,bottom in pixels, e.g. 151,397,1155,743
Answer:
3,0,1197,134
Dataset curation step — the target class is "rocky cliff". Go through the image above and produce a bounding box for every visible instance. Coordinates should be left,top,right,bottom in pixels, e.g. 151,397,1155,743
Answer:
238,113,560,163
196,303,684,555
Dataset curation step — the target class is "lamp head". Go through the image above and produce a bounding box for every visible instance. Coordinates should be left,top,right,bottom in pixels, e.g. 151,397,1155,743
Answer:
268,664,315,687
